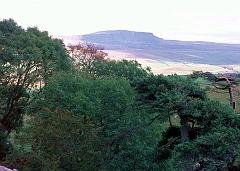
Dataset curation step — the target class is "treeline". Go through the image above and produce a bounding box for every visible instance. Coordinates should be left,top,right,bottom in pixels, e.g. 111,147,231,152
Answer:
1,19,240,171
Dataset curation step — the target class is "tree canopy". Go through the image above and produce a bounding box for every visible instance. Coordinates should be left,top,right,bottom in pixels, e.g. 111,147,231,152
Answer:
0,19,71,161
1,19,240,171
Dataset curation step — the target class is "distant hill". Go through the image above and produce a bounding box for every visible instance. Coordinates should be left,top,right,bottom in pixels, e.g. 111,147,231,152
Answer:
60,30,240,65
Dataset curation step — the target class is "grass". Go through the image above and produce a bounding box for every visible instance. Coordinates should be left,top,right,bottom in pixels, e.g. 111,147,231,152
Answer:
206,85,240,113
193,77,240,113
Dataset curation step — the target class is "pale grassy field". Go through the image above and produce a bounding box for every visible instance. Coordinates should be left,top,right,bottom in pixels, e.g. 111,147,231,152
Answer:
106,50,240,75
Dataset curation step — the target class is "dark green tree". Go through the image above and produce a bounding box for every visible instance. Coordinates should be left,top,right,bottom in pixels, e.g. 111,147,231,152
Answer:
0,19,71,160
94,59,151,85
135,75,240,170
9,109,101,171
12,72,137,170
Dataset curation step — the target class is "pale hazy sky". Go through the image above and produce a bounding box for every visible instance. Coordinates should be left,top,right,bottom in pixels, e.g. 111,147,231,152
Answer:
1,0,240,43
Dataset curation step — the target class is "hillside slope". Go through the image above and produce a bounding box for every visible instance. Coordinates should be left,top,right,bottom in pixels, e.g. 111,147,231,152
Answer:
61,30,240,65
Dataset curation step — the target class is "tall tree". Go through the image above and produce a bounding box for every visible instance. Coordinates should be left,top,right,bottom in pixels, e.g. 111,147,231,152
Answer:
12,72,136,170
67,43,107,74
0,19,71,160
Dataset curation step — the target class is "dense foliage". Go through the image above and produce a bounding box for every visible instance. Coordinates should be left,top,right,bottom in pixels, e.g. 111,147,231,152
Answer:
1,19,240,171
0,19,71,162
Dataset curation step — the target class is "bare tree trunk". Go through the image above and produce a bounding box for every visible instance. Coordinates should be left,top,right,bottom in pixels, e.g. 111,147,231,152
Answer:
228,87,236,110
169,116,172,127
180,119,190,142
216,77,237,110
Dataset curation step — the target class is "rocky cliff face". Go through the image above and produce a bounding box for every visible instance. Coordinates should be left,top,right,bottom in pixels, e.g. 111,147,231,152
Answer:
60,30,240,65
80,30,162,49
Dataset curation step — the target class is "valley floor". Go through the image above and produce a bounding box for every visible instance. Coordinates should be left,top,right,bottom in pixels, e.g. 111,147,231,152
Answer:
106,50,240,75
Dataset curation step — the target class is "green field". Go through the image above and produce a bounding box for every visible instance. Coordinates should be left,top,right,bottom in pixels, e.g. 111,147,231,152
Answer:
207,85,240,113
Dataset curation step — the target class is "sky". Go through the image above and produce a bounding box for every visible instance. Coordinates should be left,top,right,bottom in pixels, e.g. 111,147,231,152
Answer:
1,0,240,43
